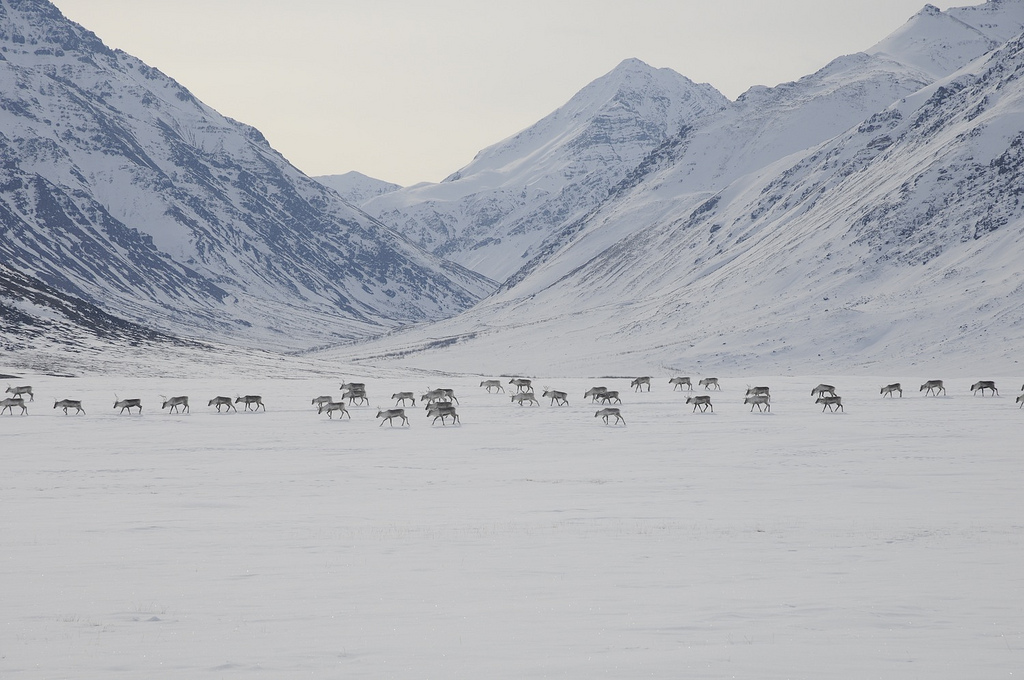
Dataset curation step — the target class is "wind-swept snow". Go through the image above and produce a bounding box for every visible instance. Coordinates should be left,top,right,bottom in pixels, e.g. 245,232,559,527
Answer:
2,370,1022,678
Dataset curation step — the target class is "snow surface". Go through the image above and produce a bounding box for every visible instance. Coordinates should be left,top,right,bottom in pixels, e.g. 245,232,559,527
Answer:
2,368,1022,678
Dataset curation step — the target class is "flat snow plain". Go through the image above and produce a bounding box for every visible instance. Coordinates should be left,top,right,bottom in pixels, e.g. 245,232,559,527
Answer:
2,372,1022,678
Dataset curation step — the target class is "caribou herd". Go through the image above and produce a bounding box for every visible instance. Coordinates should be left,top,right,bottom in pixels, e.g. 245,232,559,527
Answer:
2,378,1022,426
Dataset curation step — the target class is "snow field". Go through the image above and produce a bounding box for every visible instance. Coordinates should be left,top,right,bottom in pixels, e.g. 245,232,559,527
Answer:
2,373,1022,678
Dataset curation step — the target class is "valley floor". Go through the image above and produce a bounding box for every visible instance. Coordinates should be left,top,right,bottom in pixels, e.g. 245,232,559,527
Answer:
2,373,1022,678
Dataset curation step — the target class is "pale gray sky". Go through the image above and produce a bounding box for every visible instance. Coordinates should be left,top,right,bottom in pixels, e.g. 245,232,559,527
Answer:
55,0,953,186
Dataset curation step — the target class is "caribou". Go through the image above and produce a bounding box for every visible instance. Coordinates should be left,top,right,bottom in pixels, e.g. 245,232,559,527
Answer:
584,386,608,402
595,407,625,425
920,380,946,396
598,390,622,405
745,386,770,398
743,394,771,412
161,396,189,413
509,378,533,393
312,395,333,410
880,383,902,398
376,408,409,427
669,377,693,391
631,376,651,392
342,388,369,406
420,388,448,404
426,403,459,425
1017,394,1024,408
971,380,998,396
391,391,416,406
318,401,350,419
480,380,505,393
0,397,27,415
542,389,569,406
235,395,265,411
53,399,85,415
113,396,142,414
6,385,33,401
699,378,721,390
686,395,713,412
340,381,366,393
811,384,837,398
511,392,539,406
208,396,236,412
816,396,844,412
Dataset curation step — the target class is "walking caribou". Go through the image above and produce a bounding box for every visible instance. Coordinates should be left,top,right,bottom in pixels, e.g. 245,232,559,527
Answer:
54,399,85,415
880,383,902,398
631,377,651,392
426,403,459,425
699,378,720,390
376,408,409,427
595,407,625,425
745,386,770,398
312,395,333,410
419,388,457,404
1017,394,1024,408
480,380,505,393
340,381,366,393
920,380,946,396
342,388,369,406
687,395,713,412
811,384,837,398
542,389,569,406
161,396,189,413
743,394,771,412
509,378,533,393
114,396,142,414
0,397,27,415
971,381,998,396
816,396,844,412
585,386,608,402
235,395,265,411
318,401,350,419
669,377,693,391
511,392,539,406
6,385,33,401
391,392,415,406
598,390,621,405
209,396,236,412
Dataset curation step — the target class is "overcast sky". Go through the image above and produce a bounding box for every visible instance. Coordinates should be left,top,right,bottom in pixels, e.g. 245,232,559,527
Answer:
54,1,954,186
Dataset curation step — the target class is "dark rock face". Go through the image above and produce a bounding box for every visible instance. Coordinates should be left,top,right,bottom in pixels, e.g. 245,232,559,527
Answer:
0,0,494,350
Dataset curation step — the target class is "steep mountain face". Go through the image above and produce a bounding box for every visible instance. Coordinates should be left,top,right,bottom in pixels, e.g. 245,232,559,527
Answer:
0,0,494,351
318,0,1024,376
315,171,401,206
362,3,1024,289
362,59,730,282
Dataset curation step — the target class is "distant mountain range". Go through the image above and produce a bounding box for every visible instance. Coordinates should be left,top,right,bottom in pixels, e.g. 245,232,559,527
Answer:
4,0,1024,376
318,0,1024,375
0,0,494,353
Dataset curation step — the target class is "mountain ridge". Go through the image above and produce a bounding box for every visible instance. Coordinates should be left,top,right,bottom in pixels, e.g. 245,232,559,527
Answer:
0,0,494,352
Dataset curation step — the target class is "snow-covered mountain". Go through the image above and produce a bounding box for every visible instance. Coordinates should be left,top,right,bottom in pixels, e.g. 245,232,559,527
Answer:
0,0,494,352
317,0,1024,377
362,59,730,282
315,171,401,206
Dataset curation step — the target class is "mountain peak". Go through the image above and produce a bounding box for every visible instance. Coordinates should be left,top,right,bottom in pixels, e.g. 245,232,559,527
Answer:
0,0,110,59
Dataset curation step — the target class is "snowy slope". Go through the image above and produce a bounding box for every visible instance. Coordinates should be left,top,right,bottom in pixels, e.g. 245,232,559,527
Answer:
362,59,730,282
317,1,1024,377
0,0,494,352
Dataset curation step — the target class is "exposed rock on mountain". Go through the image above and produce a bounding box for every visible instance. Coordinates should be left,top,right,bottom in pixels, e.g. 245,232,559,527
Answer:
363,58,730,282
319,1,1024,376
0,0,494,352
